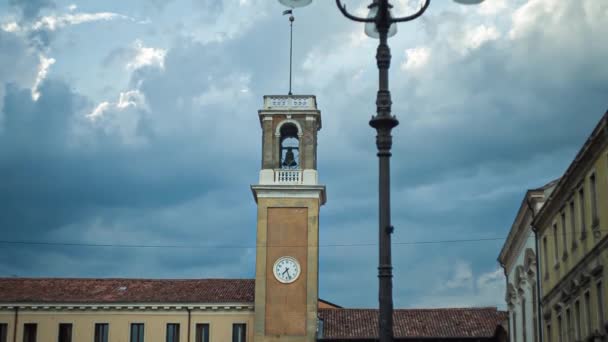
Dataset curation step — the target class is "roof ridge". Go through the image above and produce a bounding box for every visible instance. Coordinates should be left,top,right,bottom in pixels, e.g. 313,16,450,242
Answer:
319,306,499,311
0,277,255,281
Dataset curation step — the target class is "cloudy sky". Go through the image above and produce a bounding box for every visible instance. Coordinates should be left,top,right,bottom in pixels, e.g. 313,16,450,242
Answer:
0,0,607,309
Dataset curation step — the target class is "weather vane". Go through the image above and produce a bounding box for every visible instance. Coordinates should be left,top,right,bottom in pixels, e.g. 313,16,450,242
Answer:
279,0,312,96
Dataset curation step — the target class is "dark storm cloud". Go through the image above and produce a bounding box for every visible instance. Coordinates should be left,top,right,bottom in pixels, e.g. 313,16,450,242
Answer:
312,0,608,306
0,28,259,278
1,0,607,309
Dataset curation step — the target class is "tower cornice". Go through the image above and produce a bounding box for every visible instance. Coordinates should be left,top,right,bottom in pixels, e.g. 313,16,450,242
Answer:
250,184,326,205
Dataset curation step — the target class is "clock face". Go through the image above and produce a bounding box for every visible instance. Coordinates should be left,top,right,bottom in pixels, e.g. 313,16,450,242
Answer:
273,256,301,284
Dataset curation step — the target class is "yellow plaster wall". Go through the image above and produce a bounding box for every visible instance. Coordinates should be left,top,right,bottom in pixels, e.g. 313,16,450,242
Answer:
540,145,608,341
0,309,254,342
541,145,608,293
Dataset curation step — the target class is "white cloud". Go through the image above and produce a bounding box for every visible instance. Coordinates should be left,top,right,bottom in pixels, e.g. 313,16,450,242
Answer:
87,101,111,120
444,261,474,289
31,54,55,101
463,25,501,51
86,89,149,146
401,46,431,71
478,0,509,16
509,0,559,40
1,22,20,33
32,12,131,31
185,0,271,44
117,89,148,110
192,74,252,108
126,40,167,71
392,0,421,17
477,268,504,288
88,89,148,120
413,264,506,308
1,10,135,34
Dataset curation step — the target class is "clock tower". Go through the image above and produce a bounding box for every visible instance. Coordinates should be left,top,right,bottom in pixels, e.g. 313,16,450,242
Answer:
251,95,326,342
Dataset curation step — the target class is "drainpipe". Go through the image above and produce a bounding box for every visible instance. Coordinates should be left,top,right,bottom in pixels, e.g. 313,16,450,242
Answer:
527,198,544,342
187,308,191,342
12,307,18,342
500,264,512,342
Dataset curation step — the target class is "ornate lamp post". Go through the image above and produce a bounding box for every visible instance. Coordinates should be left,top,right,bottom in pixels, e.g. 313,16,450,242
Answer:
279,1,484,341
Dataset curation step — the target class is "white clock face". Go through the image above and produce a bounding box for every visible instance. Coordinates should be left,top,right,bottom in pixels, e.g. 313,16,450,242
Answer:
273,256,301,284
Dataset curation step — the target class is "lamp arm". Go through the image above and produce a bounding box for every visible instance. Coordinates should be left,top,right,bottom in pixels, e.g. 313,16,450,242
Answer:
392,0,431,22
335,0,375,22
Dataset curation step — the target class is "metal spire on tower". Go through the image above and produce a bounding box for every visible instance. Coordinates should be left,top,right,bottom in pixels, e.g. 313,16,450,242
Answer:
282,9,294,96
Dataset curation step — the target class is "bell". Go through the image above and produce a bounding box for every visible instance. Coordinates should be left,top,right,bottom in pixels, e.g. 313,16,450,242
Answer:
282,147,297,168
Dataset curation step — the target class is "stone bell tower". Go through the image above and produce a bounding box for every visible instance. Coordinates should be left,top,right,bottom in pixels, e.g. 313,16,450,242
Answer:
251,95,326,342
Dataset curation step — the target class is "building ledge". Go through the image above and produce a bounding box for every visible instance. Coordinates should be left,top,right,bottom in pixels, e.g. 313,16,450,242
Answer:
251,184,326,205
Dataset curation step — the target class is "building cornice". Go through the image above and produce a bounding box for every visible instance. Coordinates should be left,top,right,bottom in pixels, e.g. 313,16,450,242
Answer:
0,302,254,312
498,190,544,270
533,111,608,231
251,184,326,205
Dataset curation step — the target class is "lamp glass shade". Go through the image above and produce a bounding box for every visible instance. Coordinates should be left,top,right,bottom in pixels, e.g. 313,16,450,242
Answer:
452,0,484,4
278,0,312,8
364,6,397,39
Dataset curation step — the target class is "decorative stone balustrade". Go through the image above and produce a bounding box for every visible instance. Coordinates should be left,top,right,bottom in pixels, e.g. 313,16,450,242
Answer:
263,95,317,110
258,169,318,186
275,169,302,184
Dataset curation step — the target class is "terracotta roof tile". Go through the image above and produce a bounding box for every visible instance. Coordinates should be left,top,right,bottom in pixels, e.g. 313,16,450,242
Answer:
318,307,507,339
0,278,255,304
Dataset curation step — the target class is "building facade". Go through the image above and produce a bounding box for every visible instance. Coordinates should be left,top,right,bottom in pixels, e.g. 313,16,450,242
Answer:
536,111,608,342
0,95,507,342
499,181,557,342
0,278,256,342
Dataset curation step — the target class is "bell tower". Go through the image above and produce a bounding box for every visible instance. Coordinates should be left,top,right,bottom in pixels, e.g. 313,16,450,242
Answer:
252,95,326,342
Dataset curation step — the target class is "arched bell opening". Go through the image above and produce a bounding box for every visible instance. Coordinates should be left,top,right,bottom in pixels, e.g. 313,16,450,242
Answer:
279,123,300,169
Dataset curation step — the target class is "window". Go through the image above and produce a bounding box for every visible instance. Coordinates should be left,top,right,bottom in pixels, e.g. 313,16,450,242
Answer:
579,187,587,238
590,174,599,225
557,314,564,342
279,123,299,169
195,324,209,342
513,311,517,340
598,281,605,330
94,324,109,342
585,291,592,336
532,285,538,342
543,236,549,278
166,324,180,342
23,323,37,342
317,319,324,339
566,308,572,342
561,212,567,258
232,323,246,342
130,324,144,342
569,201,577,248
553,224,559,264
0,323,7,342
58,324,72,342
575,300,582,340
522,297,527,342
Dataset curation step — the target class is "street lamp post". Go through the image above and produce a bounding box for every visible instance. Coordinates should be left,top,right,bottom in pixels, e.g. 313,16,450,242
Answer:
278,1,484,341
334,1,483,341
335,2,430,340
